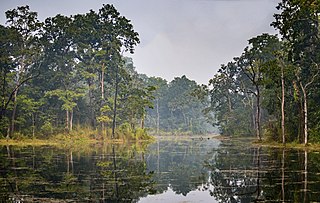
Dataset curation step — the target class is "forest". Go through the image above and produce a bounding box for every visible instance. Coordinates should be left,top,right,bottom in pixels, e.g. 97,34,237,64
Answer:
1,1,320,202
1,0,320,145
0,4,212,141
199,0,320,145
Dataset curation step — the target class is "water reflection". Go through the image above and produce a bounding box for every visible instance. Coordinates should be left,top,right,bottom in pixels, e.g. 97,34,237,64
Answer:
203,139,320,202
0,143,154,202
0,138,320,202
145,138,220,197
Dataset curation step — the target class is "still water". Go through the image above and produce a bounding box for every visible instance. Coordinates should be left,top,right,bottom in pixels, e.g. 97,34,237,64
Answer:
0,137,320,202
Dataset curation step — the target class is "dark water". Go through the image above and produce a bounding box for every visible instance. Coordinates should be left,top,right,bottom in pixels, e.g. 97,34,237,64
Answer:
0,137,320,202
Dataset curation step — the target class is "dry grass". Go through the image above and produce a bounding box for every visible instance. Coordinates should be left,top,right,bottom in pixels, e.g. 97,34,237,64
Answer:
0,138,58,146
0,126,156,147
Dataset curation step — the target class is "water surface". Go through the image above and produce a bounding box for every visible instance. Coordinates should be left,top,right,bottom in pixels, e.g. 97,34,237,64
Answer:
0,137,319,202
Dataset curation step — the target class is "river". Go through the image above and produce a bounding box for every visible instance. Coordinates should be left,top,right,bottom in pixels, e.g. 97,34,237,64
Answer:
0,136,319,202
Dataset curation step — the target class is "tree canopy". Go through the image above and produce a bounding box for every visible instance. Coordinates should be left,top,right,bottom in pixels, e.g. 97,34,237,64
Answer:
203,0,320,144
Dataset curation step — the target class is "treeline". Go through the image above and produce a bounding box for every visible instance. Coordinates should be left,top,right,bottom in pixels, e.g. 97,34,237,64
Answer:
0,5,213,140
200,0,320,144
145,75,215,135
0,5,153,140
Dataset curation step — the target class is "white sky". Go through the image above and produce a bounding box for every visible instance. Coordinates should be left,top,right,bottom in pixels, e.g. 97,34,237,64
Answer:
0,0,279,84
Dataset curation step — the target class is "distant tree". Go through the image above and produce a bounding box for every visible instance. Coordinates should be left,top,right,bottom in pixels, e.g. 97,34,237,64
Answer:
145,77,168,134
145,75,211,134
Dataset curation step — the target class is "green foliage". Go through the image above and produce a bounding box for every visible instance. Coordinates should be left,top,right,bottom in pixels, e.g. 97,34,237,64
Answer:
205,0,320,144
0,5,214,139
40,120,54,137
119,122,132,136
134,128,149,140
145,75,215,135
0,5,158,140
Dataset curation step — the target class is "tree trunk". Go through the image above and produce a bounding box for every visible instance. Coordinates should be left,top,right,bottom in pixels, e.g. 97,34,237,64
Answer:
296,66,318,144
8,56,26,138
157,140,160,173
1,70,7,127
298,99,304,143
101,63,105,99
300,82,308,145
281,65,285,144
88,80,95,127
70,151,74,174
8,90,18,138
293,80,303,142
182,112,186,125
32,113,35,139
112,65,119,139
66,109,69,132
256,86,261,140
156,99,160,134
67,151,70,173
141,117,144,129
70,109,73,131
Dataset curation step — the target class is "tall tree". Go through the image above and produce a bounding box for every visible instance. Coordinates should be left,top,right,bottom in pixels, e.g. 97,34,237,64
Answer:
4,6,42,138
42,14,82,132
207,61,254,136
237,34,280,140
0,25,21,136
95,4,140,138
272,0,320,144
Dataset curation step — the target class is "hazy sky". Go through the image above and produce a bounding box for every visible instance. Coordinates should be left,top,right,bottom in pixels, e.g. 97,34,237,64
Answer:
1,0,279,84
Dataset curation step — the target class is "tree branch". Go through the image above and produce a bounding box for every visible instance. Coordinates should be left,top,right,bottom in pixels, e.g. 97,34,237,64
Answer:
305,63,319,89
4,71,41,110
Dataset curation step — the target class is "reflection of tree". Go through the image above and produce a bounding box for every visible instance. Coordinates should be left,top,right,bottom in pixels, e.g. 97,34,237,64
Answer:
263,149,313,201
204,139,320,202
169,163,204,196
1,140,320,202
146,139,218,196
281,148,285,202
303,150,307,203
206,146,262,202
97,145,155,202
0,146,49,201
0,143,154,202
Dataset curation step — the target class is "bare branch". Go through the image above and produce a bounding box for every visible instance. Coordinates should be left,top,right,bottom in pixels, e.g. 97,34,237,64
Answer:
305,63,319,89
4,71,40,110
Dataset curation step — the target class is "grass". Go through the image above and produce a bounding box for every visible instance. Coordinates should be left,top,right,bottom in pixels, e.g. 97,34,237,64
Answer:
252,139,320,151
3,130,319,151
0,138,57,146
0,127,155,147
209,135,320,151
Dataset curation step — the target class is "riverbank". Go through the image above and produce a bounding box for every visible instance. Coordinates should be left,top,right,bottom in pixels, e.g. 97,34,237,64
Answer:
208,135,320,151
0,133,154,147
0,126,155,147
253,139,320,151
